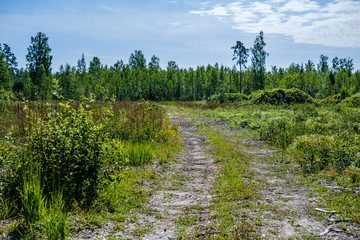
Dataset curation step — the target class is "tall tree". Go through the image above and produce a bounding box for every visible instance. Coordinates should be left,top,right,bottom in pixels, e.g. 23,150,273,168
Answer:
0,52,13,93
231,41,249,93
89,57,102,75
148,55,160,70
251,31,268,91
26,32,53,82
129,50,146,69
317,55,328,73
77,53,86,75
0,43,18,74
305,60,315,72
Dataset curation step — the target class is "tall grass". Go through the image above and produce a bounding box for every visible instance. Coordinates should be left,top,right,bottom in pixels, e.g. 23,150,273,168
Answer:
44,191,68,240
20,173,46,225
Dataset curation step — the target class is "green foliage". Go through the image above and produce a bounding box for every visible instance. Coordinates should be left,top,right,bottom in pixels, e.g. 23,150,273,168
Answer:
0,102,106,209
292,135,334,173
103,140,153,168
343,93,360,107
44,192,68,240
250,88,313,104
0,196,15,220
258,117,294,149
97,168,150,213
105,101,174,142
20,174,46,225
319,92,349,105
208,93,248,103
0,100,180,238
27,103,105,208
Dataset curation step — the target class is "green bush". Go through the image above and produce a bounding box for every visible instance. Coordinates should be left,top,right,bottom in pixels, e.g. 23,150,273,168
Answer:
343,93,360,107
28,103,105,208
292,135,360,173
319,93,349,105
250,88,313,105
1,103,106,209
258,117,294,149
208,93,248,103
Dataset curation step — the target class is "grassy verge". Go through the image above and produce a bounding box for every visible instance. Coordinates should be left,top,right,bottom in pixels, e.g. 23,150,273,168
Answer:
0,100,181,239
174,101,360,225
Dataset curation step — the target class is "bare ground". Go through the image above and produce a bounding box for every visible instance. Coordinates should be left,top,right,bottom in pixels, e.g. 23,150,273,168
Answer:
138,116,217,239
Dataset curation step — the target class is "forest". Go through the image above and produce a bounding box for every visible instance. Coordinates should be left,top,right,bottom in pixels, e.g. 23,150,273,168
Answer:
1,31,359,102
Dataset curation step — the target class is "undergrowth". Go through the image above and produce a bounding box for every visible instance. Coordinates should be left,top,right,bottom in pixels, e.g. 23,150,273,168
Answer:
0,99,180,238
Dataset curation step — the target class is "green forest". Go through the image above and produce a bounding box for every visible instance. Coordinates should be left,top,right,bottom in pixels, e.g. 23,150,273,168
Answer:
1,31,359,101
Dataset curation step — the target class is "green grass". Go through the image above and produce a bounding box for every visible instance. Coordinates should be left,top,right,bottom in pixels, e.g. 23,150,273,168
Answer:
0,100,182,239
199,127,261,239
184,102,360,224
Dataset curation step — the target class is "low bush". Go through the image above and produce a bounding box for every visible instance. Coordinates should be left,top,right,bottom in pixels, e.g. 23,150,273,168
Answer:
292,135,360,173
208,93,248,103
258,117,294,149
318,93,349,105
343,93,360,107
250,88,313,105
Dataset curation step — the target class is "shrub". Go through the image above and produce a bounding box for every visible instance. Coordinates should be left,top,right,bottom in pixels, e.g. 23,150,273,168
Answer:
343,93,360,107
28,103,105,208
319,93,349,105
250,88,313,105
208,93,248,103
1,103,106,209
292,135,360,173
258,117,294,149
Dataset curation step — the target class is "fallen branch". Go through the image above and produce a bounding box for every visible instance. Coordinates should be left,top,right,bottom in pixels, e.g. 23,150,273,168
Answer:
320,226,331,236
320,226,344,236
315,208,337,214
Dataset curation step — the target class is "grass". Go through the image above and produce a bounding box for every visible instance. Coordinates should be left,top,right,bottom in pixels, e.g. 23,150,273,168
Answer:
195,126,261,239
170,101,360,238
182,101,360,225
0,100,182,239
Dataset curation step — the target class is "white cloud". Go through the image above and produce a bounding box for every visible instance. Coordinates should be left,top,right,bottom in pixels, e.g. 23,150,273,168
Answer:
190,0,360,48
169,21,182,26
279,0,320,12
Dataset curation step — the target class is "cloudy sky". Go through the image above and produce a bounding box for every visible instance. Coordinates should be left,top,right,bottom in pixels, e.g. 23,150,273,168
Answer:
1,0,360,71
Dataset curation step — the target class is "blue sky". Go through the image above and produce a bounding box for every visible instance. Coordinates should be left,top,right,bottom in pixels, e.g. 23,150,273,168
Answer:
1,0,360,72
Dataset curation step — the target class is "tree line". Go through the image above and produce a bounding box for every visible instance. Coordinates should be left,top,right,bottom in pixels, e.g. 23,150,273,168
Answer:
1,31,359,101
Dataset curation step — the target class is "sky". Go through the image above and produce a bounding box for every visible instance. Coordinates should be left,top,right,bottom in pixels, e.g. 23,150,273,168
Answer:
1,0,360,72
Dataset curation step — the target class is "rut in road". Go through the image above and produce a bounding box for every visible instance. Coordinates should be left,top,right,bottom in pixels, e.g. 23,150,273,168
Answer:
142,116,217,239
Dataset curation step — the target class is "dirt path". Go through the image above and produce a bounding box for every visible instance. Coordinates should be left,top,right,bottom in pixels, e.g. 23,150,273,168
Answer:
216,122,360,239
72,109,359,239
138,115,217,239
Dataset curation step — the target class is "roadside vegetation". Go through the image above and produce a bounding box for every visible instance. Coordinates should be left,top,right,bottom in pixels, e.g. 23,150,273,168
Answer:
175,90,360,226
0,99,180,239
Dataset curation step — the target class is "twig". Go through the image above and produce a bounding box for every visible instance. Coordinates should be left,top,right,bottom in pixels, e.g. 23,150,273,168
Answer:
320,226,331,236
315,208,337,214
